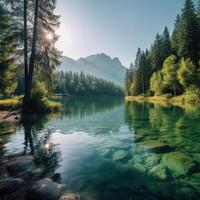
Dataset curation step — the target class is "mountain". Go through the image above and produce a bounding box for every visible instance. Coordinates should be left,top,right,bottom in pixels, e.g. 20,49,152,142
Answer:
58,53,127,87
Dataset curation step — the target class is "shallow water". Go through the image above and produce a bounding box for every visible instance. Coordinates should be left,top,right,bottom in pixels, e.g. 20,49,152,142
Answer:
1,96,200,200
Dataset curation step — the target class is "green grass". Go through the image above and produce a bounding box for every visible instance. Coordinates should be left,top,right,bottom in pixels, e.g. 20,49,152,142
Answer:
125,91,200,105
0,96,22,110
0,96,62,112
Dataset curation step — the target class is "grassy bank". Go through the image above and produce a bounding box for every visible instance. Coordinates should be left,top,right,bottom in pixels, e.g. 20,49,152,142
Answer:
0,96,62,112
0,96,22,110
125,92,200,105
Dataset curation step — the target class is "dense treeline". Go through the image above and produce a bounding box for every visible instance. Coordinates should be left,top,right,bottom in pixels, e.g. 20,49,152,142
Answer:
54,71,124,96
125,0,200,97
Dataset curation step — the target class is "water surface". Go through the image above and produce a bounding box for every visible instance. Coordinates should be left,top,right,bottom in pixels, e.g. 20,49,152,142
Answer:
1,96,200,200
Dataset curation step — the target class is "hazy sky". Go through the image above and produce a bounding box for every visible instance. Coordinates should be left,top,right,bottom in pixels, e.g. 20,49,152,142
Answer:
55,0,198,67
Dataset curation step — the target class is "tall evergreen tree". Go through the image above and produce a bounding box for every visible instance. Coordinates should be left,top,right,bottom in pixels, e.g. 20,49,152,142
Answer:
171,14,181,54
0,4,17,96
178,0,199,63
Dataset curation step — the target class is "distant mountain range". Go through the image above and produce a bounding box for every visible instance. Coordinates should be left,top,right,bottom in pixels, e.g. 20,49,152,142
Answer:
58,53,127,87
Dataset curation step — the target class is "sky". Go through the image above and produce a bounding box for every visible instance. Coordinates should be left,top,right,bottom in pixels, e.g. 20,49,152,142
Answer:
55,0,198,67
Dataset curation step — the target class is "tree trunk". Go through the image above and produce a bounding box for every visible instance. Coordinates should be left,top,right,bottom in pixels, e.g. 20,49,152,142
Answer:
141,75,145,95
27,0,39,101
23,0,29,105
173,84,176,96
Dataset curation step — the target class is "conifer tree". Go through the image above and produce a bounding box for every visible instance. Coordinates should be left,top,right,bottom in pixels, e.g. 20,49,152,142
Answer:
0,4,17,96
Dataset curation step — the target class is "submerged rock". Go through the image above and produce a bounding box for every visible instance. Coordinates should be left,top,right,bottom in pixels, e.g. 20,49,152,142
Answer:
59,193,80,200
162,151,198,176
6,156,35,176
0,178,24,194
149,164,167,180
133,163,147,173
139,140,171,153
30,178,66,200
112,150,128,161
145,154,161,169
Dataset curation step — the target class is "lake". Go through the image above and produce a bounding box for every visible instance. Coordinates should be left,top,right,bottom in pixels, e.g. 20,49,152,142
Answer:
0,96,200,200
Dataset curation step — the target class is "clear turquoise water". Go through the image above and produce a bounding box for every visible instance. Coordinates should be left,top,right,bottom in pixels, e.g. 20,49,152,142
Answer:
0,96,200,200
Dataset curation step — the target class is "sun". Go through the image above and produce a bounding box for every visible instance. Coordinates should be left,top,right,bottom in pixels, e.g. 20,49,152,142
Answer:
46,33,53,40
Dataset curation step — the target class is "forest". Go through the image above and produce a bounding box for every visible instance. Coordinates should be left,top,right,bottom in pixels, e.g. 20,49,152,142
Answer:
125,0,200,102
54,71,124,96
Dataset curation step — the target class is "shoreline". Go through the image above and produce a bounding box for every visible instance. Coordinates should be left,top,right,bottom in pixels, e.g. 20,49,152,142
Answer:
125,95,200,106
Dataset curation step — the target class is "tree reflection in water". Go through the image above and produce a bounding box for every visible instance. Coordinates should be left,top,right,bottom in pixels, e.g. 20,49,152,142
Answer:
21,114,62,174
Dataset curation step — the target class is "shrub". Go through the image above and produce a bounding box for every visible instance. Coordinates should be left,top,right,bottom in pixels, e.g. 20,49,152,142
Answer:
29,82,62,112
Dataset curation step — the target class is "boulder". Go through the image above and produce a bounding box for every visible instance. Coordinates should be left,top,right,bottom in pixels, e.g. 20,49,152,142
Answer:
59,193,80,200
162,151,198,176
133,163,147,173
30,178,66,200
0,178,24,194
149,164,167,180
6,156,35,176
145,154,161,169
139,140,171,153
112,150,128,161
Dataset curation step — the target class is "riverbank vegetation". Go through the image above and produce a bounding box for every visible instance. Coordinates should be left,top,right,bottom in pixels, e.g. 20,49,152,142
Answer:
125,0,200,103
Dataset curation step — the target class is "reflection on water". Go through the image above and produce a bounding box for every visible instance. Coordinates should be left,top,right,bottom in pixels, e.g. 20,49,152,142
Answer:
0,96,200,200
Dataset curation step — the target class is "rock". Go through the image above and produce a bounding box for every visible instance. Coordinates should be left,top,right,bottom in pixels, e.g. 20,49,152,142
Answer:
97,148,110,157
162,151,198,176
187,172,200,193
59,193,80,200
133,163,147,173
149,164,167,180
0,178,24,194
30,167,45,180
145,154,161,169
7,156,35,176
30,178,65,200
133,154,142,163
145,181,173,199
175,187,197,200
112,150,128,161
140,140,171,153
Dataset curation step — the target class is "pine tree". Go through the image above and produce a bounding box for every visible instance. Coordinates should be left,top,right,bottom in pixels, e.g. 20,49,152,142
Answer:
178,0,199,63
0,4,17,96
171,14,181,55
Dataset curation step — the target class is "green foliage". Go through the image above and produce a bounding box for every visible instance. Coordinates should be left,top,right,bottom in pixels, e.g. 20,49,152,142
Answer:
126,0,200,99
0,4,17,97
150,71,164,96
177,58,198,89
0,96,22,109
150,27,172,72
30,82,61,112
177,0,199,63
54,71,124,97
162,55,179,95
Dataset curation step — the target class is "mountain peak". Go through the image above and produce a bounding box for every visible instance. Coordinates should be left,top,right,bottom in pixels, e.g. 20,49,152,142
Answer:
59,53,126,87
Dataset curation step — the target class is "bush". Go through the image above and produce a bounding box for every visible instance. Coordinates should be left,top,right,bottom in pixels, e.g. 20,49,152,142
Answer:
29,83,62,112
171,87,200,104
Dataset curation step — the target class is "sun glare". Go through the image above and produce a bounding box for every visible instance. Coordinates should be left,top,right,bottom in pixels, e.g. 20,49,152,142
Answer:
46,33,53,40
